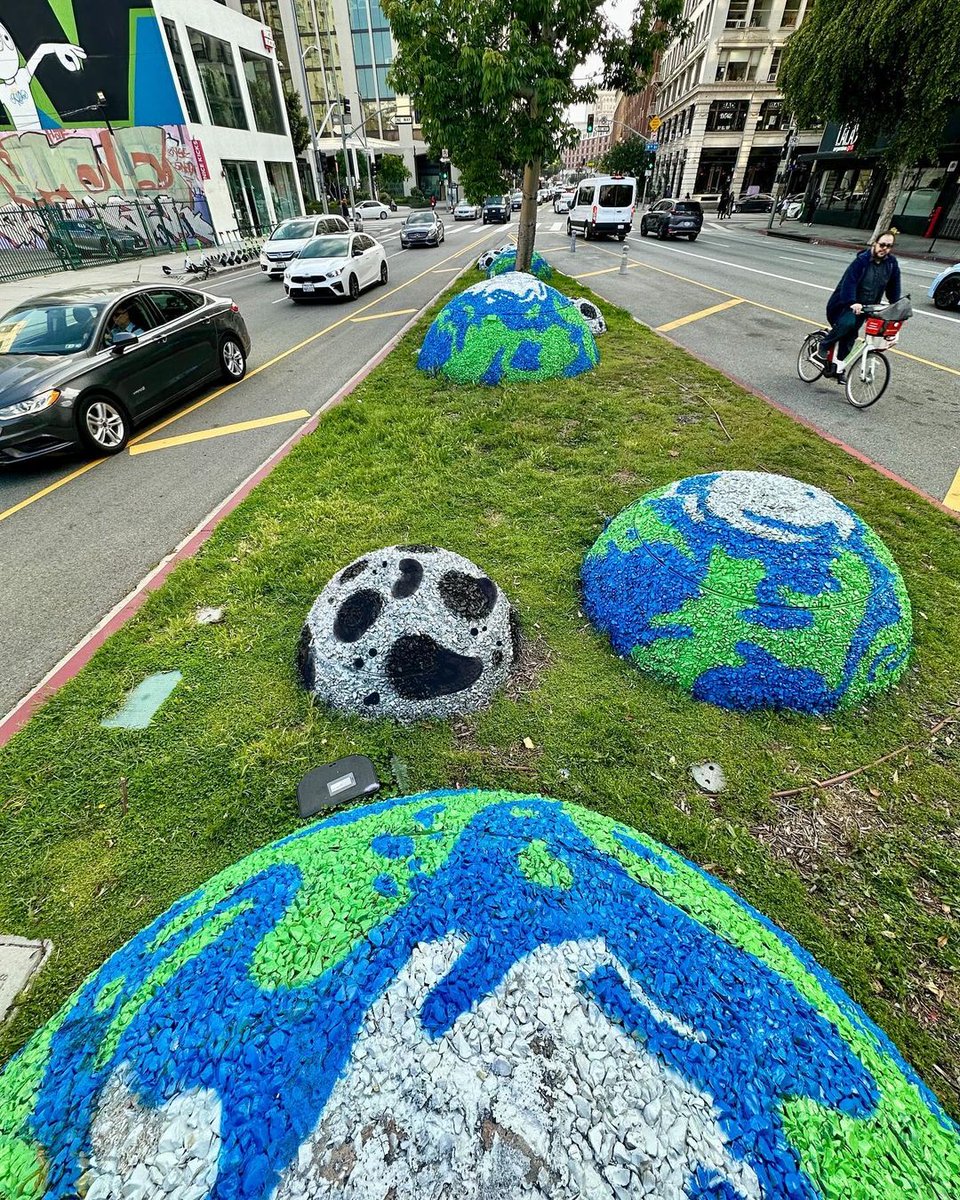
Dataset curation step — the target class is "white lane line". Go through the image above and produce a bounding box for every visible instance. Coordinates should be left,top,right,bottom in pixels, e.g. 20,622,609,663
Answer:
778,255,822,266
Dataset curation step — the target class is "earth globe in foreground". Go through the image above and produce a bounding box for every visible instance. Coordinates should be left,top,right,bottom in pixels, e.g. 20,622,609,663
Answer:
1,789,957,1199
581,470,913,713
417,272,598,385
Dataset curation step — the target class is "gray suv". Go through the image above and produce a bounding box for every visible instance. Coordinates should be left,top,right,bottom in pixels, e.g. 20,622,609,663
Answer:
639,199,703,241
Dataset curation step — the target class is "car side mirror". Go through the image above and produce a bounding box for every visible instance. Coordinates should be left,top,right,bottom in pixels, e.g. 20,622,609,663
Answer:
110,332,139,352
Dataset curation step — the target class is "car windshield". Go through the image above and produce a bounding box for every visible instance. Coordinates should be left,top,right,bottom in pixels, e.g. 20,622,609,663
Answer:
271,219,315,241
299,236,350,258
0,302,105,355
485,197,506,205
407,212,436,225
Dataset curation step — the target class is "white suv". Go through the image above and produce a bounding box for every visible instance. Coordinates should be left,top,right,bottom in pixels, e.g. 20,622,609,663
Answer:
353,200,391,220
259,214,350,278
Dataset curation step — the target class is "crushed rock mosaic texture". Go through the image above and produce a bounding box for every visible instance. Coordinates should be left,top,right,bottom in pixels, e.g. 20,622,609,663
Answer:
476,246,513,273
582,471,913,714
418,272,599,386
298,545,518,721
486,248,553,281
1,790,957,1199
567,296,607,336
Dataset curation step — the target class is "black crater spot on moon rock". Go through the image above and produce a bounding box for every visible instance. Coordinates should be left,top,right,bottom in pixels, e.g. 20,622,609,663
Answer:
333,589,383,643
397,544,437,553
296,624,316,690
438,571,498,621
581,302,597,319
392,557,424,599
339,558,369,585
386,634,484,700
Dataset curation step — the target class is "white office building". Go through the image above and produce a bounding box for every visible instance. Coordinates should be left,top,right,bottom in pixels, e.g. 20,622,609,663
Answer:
651,0,820,201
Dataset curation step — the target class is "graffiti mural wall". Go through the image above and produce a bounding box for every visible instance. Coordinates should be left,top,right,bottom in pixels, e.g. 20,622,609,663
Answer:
0,0,215,253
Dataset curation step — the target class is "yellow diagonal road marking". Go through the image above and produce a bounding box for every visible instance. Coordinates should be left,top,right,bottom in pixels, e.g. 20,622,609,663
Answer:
657,298,744,332
349,308,416,322
943,468,960,512
0,458,105,525
128,229,492,449
128,409,311,456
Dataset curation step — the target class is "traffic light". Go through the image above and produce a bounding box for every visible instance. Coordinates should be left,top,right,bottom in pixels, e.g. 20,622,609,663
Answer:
341,96,351,118
586,112,594,134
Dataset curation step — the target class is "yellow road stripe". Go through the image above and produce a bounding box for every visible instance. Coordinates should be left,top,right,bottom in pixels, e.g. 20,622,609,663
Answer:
573,264,639,280
128,230,492,449
0,457,104,524
944,466,960,511
890,347,960,378
349,308,417,321
657,298,744,332
128,409,311,455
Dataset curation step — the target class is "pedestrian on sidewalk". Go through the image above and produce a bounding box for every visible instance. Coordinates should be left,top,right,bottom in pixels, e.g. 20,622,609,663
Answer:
815,229,901,375
340,196,350,222
804,187,821,226
717,190,730,219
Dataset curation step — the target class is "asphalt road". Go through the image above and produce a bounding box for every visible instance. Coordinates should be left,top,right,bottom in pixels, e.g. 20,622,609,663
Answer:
0,214,512,715
535,214,960,507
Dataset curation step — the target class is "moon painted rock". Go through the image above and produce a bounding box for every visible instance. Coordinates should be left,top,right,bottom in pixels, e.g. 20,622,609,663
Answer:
298,545,518,721
476,245,511,273
1,790,956,1199
417,272,598,385
581,471,913,713
486,247,552,281
568,296,607,335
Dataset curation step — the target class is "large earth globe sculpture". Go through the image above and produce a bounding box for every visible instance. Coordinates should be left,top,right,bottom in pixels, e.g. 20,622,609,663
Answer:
298,544,519,721
487,247,552,281
1,790,956,1199
581,471,912,713
417,272,598,385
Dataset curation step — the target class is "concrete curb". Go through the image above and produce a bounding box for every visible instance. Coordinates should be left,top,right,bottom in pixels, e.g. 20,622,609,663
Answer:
755,225,958,267
0,252,478,749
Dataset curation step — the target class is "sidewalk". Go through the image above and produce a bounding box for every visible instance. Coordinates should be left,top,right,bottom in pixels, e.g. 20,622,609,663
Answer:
735,213,959,266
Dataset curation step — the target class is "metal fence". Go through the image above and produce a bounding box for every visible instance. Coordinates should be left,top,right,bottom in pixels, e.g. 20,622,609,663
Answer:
0,197,255,284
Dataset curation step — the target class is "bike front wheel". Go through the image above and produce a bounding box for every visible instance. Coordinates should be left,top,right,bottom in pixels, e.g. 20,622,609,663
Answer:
844,350,890,408
797,332,826,382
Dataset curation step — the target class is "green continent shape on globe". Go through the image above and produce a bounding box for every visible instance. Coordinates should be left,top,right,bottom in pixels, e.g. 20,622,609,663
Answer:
518,838,574,889
629,545,907,707
563,803,960,1200
588,488,692,562
435,307,595,384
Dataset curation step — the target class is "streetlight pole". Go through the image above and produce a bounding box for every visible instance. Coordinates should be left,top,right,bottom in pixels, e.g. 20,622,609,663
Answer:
299,46,329,214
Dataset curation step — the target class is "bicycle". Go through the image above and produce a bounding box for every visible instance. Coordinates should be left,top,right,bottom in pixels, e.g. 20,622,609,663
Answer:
797,297,913,409
161,254,218,283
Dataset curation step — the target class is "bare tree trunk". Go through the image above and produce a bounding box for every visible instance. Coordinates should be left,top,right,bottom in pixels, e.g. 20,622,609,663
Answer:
516,154,541,273
871,164,910,241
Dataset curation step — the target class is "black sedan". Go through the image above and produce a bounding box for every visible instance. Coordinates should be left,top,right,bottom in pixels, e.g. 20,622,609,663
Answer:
399,211,445,247
733,192,776,213
0,285,251,462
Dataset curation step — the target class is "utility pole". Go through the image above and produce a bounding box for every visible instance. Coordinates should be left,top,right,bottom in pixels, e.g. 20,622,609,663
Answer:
298,46,328,213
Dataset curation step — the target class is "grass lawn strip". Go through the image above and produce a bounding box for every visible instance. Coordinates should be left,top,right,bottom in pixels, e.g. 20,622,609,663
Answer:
0,263,958,1128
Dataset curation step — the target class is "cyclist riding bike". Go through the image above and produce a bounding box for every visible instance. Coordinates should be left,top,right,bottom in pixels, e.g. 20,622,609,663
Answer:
814,229,901,377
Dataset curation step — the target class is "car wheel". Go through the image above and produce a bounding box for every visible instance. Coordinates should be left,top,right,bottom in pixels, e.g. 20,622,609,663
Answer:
379,211,387,219
77,394,131,456
347,273,359,302
379,260,388,286
933,277,960,310
566,219,572,236
584,223,592,241
440,229,445,243
220,337,247,381
618,232,626,242
688,233,698,241
640,221,648,237
657,223,669,239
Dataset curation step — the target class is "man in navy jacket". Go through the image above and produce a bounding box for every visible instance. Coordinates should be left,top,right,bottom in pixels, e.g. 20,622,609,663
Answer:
817,231,901,373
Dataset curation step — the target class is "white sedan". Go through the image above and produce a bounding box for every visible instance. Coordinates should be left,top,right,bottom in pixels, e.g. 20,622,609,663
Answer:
453,201,481,220
283,231,387,302
353,199,392,220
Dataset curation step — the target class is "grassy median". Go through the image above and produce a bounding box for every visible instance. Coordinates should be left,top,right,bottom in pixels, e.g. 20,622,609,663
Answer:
1,263,959,1116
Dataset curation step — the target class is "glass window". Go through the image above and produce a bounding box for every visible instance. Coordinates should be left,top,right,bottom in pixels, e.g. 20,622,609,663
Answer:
767,47,782,81
706,99,749,131
162,20,202,123
266,161,300,220
102,298,156,346
781,0,801,25
724,0,748,26
300,236,350,258
271,218,316,240
0,302,106,355
147,289,204,322
757,99,786,131
575,185,595,206
188,29,248,130
895,167,946,218
598,184,635,206
223,160,270,233
749,0,772,26
241,50,285,135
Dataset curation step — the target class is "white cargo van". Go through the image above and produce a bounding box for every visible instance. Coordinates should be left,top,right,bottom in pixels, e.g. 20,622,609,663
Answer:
566,175,637,240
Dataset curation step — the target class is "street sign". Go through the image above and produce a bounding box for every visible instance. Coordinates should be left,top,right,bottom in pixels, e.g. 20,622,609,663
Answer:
440,147,450,162
395,115,413,124
649,116,661,133
646,141,658,154
596,120,610,133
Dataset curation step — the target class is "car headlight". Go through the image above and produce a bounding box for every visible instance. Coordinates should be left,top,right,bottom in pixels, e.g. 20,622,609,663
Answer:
0,389,61,419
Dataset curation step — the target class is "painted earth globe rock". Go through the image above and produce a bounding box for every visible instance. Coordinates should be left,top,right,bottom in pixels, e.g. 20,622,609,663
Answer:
298,545,519,721
2,789,957,1199
417,272,599,385
487,247,552,281
476,245,511,273
569,295,607,335
582,470,912,714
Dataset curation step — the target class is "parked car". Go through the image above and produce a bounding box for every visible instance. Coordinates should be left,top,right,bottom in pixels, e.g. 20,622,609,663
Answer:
693,192,722,213
510,190,523,211
553,189,575,214
733,192,775,213
639,199,703,241
259,215,350,278
47,219,145,259
482,196,510,224
400,210,445,247
283,232,387,302
353,199,391,221
0,285,250,462
453,200,481,220
929,262,960,310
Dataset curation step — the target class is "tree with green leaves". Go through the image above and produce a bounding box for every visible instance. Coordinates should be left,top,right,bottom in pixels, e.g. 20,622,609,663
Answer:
382,0,686,270
599,134,653,182
284,91,311,158
780,0,960,237
377,153,411,198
